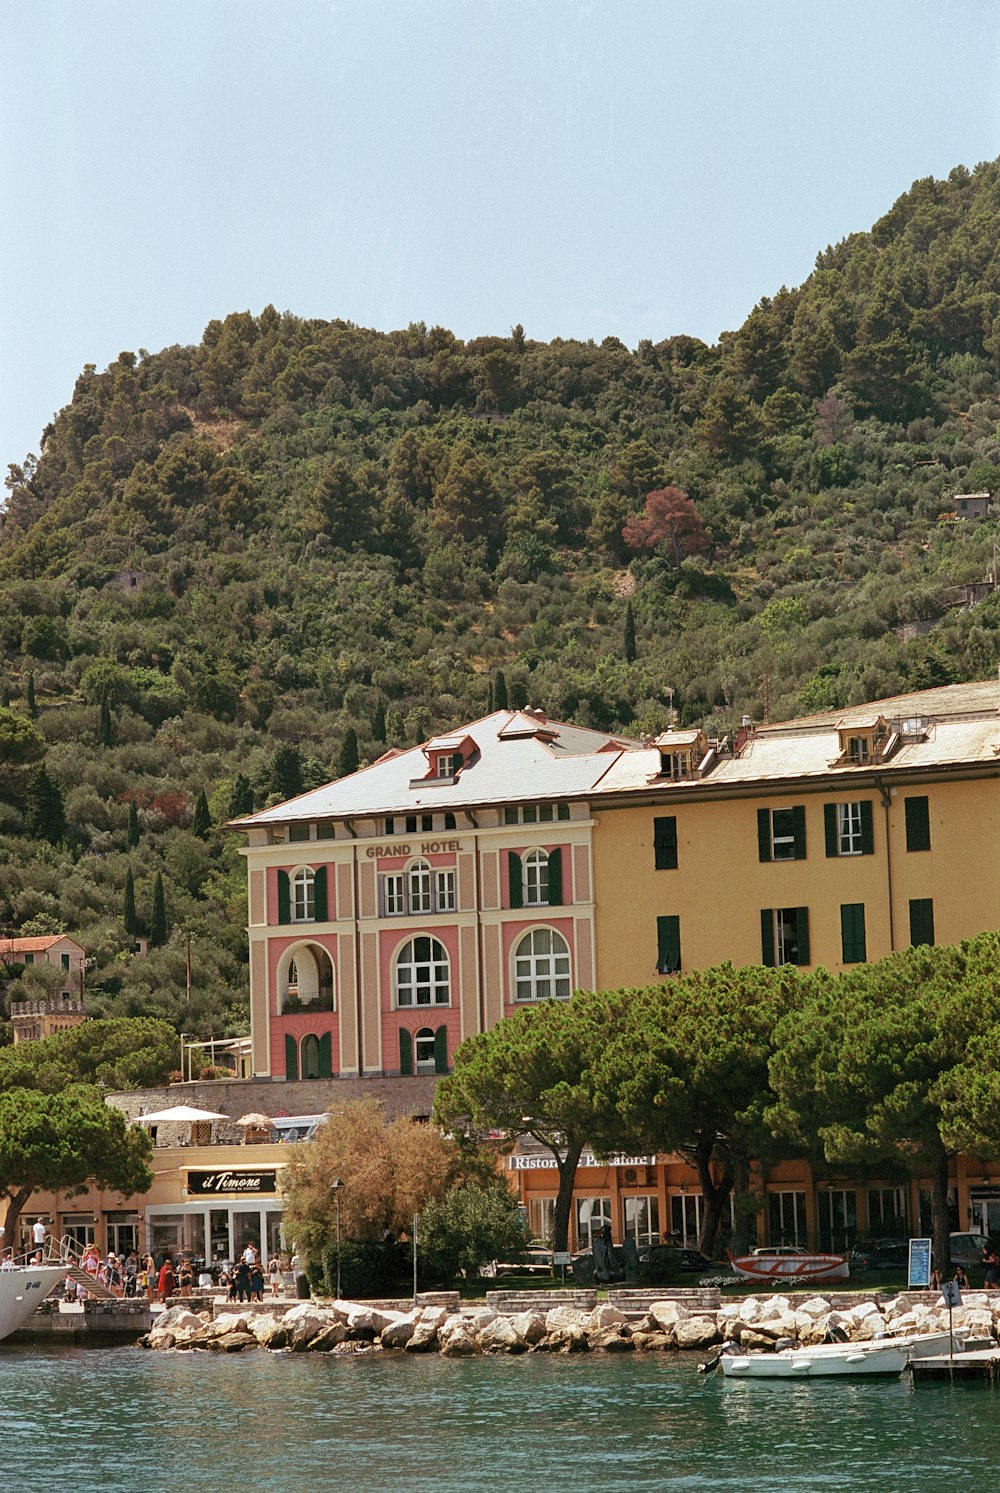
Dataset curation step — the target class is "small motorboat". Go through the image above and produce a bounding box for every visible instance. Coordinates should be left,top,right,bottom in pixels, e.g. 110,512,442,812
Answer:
0,1262,65,1342
728,1245,850,1284
716,1328,963,1380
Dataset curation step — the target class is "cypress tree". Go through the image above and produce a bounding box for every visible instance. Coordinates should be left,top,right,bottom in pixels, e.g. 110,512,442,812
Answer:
510,678,528,709
227,773,254,819
371,700,387,744
26,672,37,719
337,727,360,778
0,683,9,708
487,676,494,712
99,700,114,747
624,601,637,663
271,745,303,801
493,670,508,709
192,789,211,838
24,765,65,845
126,799,140,849
150,873,167,947
123,869,138,936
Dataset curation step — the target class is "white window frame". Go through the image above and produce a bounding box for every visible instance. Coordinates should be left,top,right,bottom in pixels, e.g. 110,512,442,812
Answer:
408,859,432,914
848,735,870,763
524,848,549,907
383,873,406,915
414,1027,437,1074
575,1197,612,1249
769,809,797,861
513,927,571,1002
838,802,863,856
435,868,456,912
623,1195,660,1246
290,868,315,922
395,936,450,1008
774,908,800,966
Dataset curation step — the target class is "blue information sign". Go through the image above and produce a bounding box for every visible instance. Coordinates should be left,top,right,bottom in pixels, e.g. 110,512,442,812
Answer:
908,1236,932,1288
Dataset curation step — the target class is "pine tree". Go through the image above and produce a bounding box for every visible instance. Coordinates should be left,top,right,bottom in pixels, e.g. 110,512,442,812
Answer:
150,873,167,947
26,672,37,719
271,745,304,801
371,701,387,744
123,869,138,936
337,727,360,778
487,676,494,712
227,773,254,819
192,789,211,838
493,670,508,710
624,601,637,663
24,765,65,844
126,800,140,849
99,700,113,747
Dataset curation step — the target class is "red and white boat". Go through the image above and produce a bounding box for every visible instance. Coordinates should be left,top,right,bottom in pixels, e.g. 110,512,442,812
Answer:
728,1245,850,1284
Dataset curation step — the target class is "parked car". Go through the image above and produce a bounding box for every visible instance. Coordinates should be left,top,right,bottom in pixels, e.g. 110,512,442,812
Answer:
948,1231,991,1266
850,1238,909,1271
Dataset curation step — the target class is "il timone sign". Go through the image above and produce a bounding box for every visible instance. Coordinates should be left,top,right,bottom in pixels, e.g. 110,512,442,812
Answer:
187,1169,278,1197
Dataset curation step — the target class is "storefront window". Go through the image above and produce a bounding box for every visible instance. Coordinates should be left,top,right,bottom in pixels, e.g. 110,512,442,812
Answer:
210,1210,230,1264
232,1210,264,1260
62,1215,95,1253
575,1197,612,1249
527,1197,556,1244
623,1196,659,1246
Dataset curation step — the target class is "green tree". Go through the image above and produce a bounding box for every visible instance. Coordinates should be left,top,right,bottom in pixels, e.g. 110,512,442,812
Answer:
191,789,211,839
336,727,360,778
126,799,140,849
371,700,387,744
123,868,138,936
430,441,504,556
149,872,167,948
418,1178,532,1282
227,773,254,819
25,671,37,719
0,1084,153,1239
434,992,629,1252
23,765,66,844
624,602,637,663
493,670,508,710
98,700,113,747
0,709,45,771
271,745,304,802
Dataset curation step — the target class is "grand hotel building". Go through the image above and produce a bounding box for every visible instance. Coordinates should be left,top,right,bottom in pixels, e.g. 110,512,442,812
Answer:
232,679,1000,1255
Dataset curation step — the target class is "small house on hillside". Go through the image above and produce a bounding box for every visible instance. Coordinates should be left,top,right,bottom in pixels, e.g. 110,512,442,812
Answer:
2,936,88,1042
954,492,991,520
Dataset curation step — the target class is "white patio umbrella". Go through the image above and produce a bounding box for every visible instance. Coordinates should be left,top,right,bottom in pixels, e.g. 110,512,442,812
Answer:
136,1105,228,1124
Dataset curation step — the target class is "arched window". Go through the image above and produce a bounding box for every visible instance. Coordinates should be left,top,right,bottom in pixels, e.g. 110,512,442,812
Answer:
524,849,549,906
291,868,315,922
287,959,299,996
414,1027,437,1075
408,859,432,914
395,936,450,1007
514,928,571,1002
301,1033,321,1080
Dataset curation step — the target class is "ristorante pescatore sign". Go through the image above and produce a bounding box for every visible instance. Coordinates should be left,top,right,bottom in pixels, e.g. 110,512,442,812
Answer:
187,1169,278,1197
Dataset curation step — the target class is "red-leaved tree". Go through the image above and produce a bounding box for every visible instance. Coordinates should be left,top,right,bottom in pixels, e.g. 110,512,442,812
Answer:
622,487,709,565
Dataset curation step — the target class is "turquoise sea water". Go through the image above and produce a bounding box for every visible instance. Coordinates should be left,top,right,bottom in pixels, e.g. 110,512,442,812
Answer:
2,1345,997,1493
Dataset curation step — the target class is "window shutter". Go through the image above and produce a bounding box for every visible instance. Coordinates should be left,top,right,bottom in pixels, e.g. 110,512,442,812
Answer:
277,870,290,925
792,805,807,859
794,907,810,966
824,804,838,857
313,866,328,921
840,903,866,964
757,809,772,863
284,1033,298,1081
909,898,935,947
760,909,775,967
653,816,678,870
318,1031,332,1079
508,852,523,908
547,848,563,906
399,1028,413,1076
656,916,681,974
905,795,931,852
860,800,874,855
434,1024,448,1074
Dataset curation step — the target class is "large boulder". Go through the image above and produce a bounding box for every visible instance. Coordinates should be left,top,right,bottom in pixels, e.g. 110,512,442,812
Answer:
155,1307,206,1335
380,1311,419,1349
588,1304,628,1331
647,1300,687,1332
347,1305,406,1338
545,1305,590,1336
405,1310,445,1353
207,1331,256,1352
249,1314,288,1350
479,1316,528,1353
310,1321,353,1351
439,1317,481,1357
590,1325,635,1352
674,1316,721,1350
510,1311,547,1347
284,1303,336,1350
630,1330,674,1351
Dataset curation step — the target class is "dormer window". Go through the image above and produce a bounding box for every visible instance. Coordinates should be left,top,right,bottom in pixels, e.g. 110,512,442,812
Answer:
660,750,691,780
834,715,888,766
436,753,462,778
847,736,870,764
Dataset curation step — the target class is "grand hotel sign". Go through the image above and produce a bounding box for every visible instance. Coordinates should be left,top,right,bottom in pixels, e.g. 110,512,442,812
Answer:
187,1169,278,1197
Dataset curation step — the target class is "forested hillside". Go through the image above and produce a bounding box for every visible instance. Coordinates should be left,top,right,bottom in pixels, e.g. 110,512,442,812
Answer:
2,159,1000,1042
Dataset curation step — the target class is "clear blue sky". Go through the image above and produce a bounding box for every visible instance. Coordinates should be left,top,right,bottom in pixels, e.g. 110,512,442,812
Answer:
1,0,998,479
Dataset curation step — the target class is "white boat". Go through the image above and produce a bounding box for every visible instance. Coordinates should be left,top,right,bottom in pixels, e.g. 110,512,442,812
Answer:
728,1245,850,1284
0,1264,65,1342
719,1329,961,1380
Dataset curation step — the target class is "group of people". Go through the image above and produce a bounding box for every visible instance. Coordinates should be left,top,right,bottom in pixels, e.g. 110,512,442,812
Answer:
219,1243,283,1302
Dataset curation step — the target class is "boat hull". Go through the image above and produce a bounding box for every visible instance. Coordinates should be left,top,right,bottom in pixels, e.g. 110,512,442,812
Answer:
0,1266,65,1342
728,1252,850,1284
720,1330,963,1380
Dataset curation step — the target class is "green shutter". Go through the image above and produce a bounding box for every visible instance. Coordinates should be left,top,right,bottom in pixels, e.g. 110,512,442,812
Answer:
760,909,775,967
656,915,681,974
794,907,810,966
909,898,935,947
792,805,807,860
757,809,772,863
318,1031,332,1079
434,1024,448,1074
824,804,838,857
547,847,563,906
860,800,874,855
840,903,867,964
313,866,328,921
905,795,931,852
654,816,678,870
284,1033,298,1081
277,870,290,924
399,1028,413,1076
508,852,523,908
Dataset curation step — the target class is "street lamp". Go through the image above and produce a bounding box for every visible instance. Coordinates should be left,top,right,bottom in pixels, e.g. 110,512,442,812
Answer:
331,1178,344,1299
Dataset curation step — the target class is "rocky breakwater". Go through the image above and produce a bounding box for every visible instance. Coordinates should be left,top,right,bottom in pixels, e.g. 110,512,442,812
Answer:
138,1291,1000,1357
